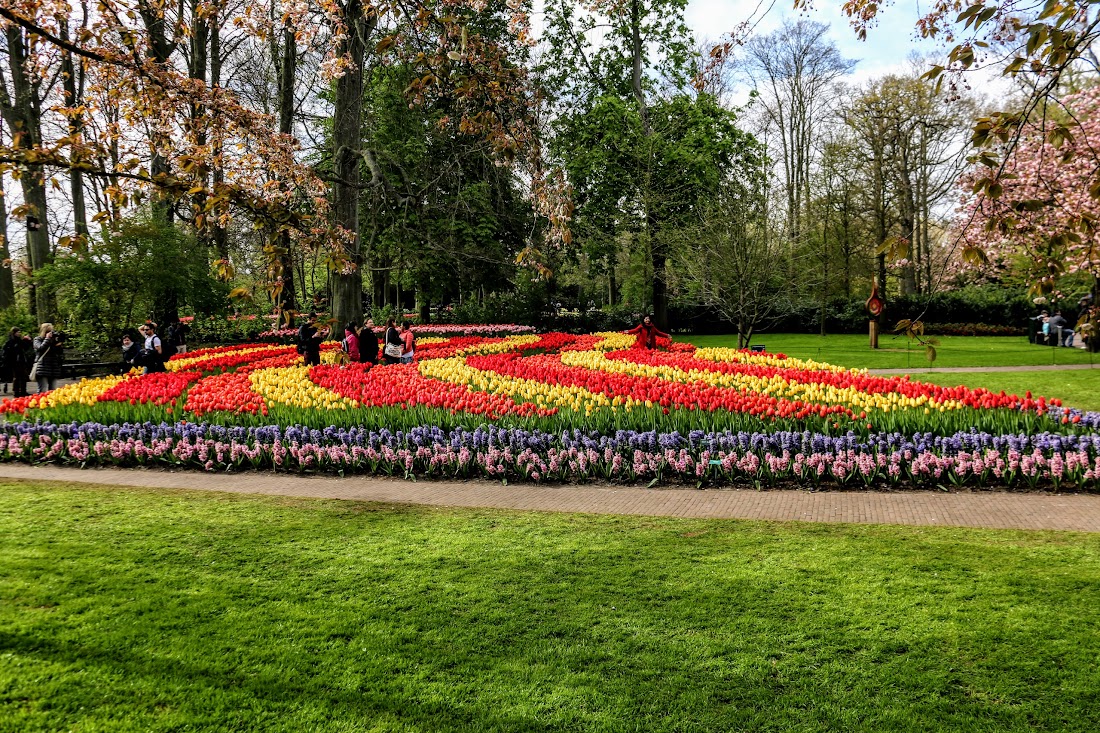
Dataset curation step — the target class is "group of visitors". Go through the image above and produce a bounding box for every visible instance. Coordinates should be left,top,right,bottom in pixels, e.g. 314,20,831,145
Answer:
1036,310,1076,347
0,324,66,396
122,320,188,373
301,312,661,366
0,311,668,397
297,314,415,367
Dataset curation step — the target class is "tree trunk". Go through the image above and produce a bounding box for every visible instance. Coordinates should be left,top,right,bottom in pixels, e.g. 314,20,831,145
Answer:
607,255,617,307
418,294,430,324
210,18,229,261
0,166,13,308
330,1,374,332
1,27,52,320
274,19,297,313
629,0,667,329
139,3,175,224
60,20,89,248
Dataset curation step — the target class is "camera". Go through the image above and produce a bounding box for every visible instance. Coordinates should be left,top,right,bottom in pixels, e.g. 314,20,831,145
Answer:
53,331,71,343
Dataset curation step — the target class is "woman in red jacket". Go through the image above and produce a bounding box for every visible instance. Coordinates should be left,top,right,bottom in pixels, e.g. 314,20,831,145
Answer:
625,315,669,349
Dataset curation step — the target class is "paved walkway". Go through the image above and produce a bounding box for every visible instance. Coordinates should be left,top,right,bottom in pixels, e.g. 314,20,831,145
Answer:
3,464,1100,532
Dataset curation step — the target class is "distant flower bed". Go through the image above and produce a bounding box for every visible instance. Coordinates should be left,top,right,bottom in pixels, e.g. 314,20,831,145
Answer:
257,323,537,342
923,323,1028,337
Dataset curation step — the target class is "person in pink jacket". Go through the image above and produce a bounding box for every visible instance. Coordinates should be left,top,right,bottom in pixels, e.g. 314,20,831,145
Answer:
341,322,361,362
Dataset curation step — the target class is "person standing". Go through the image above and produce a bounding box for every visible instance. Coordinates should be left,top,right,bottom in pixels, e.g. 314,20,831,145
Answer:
359,319,379,365
166,319,189,355
625,315,669,349
297,312,324,366
400,321,416,364
341,322,361,363
32,323,66,393
0,328,12,394
3,327,33,396
140,322,166,373
121,333,141,371
382,318,403,365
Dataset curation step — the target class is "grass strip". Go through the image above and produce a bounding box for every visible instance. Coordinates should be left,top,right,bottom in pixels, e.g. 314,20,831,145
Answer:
910,370,1100,413
2,480,1100,731
681,333,1100,369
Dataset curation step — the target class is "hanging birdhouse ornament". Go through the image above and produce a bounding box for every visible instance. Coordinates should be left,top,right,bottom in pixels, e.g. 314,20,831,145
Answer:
866,281,884,317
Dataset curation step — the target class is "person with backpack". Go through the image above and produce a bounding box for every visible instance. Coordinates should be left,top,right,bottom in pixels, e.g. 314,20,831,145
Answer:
140,322,166,374
359,319,379,365
298,312,324,366
400,320,416,364
3,327,33,396
341,322,361,363
382,318,403,365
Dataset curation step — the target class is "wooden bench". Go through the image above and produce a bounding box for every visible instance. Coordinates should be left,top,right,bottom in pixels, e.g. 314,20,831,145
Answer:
63,362,124,380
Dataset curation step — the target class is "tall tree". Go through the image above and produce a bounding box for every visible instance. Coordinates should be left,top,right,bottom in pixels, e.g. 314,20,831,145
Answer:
0,20,53,318
543,0,696,328
0,132,13,308
847,74,972,299
329,0,375,330
60,14,89,246
270,4,297,314
673,150,789,348
739,20,852,247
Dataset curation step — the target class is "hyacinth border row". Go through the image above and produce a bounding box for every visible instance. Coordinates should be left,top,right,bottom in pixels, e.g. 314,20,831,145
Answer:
2,421,1099,492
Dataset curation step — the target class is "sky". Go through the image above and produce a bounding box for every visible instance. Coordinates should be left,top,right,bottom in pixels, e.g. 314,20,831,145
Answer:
683,0,942,83
529,0,967,98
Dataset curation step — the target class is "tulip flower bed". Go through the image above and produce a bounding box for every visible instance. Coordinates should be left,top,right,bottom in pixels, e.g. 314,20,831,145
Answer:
2,331,1099,489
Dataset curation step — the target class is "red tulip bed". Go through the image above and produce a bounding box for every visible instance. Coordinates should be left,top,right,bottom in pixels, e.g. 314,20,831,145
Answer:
1,330,1097,489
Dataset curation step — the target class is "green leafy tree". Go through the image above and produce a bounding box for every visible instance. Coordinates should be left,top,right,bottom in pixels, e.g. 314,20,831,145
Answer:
35,217,228,354
352,55,534,320
543,0,700,328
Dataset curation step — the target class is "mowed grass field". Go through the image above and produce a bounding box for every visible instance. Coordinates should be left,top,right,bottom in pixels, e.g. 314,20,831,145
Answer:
912,371,1100,412
3,481,1100,732
680,333,1099,370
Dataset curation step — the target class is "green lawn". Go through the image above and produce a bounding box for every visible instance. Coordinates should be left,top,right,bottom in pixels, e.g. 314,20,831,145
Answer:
3,481,1100,732
910,370,1100,413
681,333,1100,369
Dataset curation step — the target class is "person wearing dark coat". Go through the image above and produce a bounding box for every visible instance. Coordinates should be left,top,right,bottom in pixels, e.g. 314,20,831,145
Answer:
382,317,404,365
0,328,13,393
297,312,325,366
625,315,670,349
121,333,142,371
2,327,33,396
32,322,66,393
359,319,379,365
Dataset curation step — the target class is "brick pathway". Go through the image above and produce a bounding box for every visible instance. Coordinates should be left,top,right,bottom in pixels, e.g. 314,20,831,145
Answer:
2,464,1100,532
